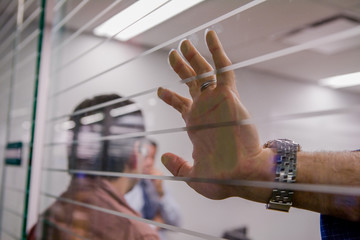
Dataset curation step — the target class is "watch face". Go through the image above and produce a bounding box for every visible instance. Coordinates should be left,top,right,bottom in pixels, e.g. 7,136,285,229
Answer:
264,139,301,152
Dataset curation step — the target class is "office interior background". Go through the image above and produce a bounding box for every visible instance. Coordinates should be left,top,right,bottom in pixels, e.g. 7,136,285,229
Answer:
0,0,359,239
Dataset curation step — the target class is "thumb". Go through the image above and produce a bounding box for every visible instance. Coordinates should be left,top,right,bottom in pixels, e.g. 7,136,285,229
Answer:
161,153,192,177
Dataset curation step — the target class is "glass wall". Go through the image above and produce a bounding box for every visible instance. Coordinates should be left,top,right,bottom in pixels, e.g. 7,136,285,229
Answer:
26,0,360,239
0,0,44,239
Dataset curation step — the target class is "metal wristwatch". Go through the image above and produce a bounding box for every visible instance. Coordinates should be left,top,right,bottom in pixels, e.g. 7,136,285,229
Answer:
263,139,300,212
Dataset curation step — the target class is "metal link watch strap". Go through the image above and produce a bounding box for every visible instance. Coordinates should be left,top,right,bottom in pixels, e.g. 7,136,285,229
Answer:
264,139,300,212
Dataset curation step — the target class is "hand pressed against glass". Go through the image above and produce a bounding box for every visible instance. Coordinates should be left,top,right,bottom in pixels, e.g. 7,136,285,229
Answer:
158,30,274,201
157,30,360,222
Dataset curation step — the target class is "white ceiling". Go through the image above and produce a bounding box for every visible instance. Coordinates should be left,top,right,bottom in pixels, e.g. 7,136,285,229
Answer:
51,0,360,93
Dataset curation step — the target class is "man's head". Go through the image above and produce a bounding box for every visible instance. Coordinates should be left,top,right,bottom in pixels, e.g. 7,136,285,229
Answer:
141,139,158,175
67,94,146,179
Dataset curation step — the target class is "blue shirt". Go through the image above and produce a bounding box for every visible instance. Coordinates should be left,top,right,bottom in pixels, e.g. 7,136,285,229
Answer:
320,149,360,239
320,215,360,240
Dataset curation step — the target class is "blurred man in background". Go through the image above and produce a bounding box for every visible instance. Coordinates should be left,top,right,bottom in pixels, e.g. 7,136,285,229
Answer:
28,94,159,240
126,139,181,240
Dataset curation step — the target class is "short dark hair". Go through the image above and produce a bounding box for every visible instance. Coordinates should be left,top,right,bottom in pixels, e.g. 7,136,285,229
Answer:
138,138,157,149
148,139,157,148
67,94,145,178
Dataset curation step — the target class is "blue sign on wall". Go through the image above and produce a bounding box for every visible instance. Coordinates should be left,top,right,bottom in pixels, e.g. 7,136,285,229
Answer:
5,142,23,166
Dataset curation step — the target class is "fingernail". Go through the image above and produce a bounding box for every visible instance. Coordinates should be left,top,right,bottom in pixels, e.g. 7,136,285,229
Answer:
157,87,164,98
204,28,210,41
178,38,187,53
206,29,215,46
168,49,176,66
204,29,210,48
161,155,170,166
180,39,192,55
157,87,171,100
168,49,176,56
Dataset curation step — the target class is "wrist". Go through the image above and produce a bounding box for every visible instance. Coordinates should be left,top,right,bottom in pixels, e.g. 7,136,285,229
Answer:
231,148,275,203
250,148,277,182
264,139,300,212
254,148,277,203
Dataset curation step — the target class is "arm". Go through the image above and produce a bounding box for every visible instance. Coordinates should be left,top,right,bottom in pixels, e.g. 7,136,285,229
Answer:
157,30,360,221
294,151,360,221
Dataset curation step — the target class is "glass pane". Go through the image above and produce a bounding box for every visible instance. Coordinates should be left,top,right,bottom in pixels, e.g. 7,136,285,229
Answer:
35,0,360,240
0,0,43,239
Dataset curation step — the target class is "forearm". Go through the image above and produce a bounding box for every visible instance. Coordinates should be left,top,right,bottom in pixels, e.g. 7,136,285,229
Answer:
293,151,360,221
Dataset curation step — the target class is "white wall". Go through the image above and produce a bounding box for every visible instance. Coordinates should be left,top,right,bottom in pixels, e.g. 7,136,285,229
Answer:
37,30,360,240
0,19,41,240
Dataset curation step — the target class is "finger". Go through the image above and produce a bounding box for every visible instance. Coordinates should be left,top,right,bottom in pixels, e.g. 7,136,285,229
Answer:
169,50,198,98
205,30,235,87
180,40,214,76
180,40,216,95
157,87,191,114
161,152,192,177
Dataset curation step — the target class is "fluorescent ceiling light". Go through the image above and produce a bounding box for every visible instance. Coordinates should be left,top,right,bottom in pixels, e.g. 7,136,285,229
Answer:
93,0,204,41
320,72,360,88
110,104,140,117
80,113,104,125
62,120,76,130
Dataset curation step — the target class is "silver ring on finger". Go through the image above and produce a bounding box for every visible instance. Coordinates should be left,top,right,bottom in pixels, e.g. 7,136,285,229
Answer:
200,79,216,92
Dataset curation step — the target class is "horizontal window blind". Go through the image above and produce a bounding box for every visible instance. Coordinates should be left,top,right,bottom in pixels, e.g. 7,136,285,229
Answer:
2,0,358,240
40,1,360,240
0,0,44,239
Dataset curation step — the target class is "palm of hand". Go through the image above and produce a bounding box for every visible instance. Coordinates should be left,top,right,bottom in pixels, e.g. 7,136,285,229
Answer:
158,30,270,200
183,86,262,199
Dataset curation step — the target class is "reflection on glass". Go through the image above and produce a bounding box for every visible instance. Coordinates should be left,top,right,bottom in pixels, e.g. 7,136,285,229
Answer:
31,94,161,239
34,0,360,240
125,139,182,240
